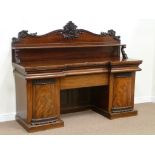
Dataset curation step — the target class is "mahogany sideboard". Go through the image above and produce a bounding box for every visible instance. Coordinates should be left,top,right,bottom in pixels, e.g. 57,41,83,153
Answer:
12,21,142,132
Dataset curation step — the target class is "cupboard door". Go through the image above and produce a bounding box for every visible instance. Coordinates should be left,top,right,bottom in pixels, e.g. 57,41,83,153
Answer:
112,72,135,113
32,79,60,120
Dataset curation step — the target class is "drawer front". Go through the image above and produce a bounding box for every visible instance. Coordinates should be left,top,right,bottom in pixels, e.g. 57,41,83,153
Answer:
60,73,108,90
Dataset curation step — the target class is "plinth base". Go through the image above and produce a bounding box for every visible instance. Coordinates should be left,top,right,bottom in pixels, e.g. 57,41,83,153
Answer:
16,116,64,132
92,106,138,119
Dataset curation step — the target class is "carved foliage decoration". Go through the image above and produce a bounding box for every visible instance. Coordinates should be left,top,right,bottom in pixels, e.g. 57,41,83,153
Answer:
101,29,120,41
12,30,37,43
60,21,82,39
12,21,121,42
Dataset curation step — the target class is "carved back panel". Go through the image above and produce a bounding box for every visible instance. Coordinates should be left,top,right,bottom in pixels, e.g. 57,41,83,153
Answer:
12,21,122,65
12,21,120,46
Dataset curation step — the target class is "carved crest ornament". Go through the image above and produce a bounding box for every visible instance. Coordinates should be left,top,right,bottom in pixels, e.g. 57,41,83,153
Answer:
12,21,120,43
12,30,37,43
101,29,120,41
59,21,82,39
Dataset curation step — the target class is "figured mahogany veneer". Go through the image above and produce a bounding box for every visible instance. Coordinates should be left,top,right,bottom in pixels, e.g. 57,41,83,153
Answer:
12,21,142,132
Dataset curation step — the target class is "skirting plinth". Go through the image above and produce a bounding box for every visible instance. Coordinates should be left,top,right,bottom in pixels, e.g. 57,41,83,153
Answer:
16,115,64,132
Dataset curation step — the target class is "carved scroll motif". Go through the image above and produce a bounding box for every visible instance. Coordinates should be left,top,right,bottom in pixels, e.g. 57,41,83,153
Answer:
101,29,120,41
12,21,121,42
121,45,128,60
12,30,37,43
59,21,82,39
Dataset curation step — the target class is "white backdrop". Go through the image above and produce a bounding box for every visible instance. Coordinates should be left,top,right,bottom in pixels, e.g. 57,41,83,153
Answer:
0,0,155,120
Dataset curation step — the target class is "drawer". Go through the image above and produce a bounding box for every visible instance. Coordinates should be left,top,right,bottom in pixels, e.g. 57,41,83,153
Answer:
60,73,108,90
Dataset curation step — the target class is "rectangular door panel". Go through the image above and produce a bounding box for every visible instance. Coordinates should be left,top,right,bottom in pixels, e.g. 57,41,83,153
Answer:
32,79,60,119
112,72,134,113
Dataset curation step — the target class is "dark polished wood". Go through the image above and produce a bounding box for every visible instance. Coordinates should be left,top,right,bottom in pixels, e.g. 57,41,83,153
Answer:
12,21,142,132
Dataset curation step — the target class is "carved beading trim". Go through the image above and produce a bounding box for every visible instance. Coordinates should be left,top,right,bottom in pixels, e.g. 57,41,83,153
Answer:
31,116,58,126
101,29,120,41
32,79,56,85
114,72,131,78
111,106,133,113
12,30,37,44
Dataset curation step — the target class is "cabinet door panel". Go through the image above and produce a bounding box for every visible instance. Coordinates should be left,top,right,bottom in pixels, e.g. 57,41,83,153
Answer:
112,72,134,112
32,79,60,119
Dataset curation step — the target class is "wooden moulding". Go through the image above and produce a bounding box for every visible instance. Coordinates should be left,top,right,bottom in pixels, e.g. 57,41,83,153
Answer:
16,115,64,133
12,43,125,49
92,106,138,119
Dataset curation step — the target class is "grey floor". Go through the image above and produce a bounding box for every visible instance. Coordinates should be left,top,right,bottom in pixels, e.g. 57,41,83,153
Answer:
0,103,155,135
